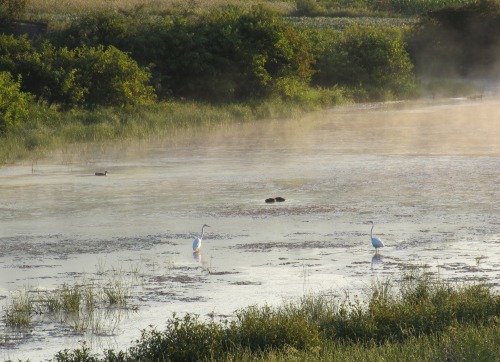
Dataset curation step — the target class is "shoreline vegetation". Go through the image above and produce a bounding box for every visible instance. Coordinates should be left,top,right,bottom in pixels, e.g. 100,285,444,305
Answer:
50,271,499,361
2,0,499,165
1,0,499,360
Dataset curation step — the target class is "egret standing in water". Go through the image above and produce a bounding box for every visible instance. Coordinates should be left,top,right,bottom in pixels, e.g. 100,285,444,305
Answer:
193,224,210,252
367,221,384,254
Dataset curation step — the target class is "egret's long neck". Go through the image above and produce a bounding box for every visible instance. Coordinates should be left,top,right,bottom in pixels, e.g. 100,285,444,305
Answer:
370,223,374,238
200,226,205,239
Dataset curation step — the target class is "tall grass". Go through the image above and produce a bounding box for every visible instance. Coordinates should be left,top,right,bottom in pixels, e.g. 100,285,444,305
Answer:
4,289,34,328
2,264,139,335
52,272,500,361
223,324,500,361
1,95,347,166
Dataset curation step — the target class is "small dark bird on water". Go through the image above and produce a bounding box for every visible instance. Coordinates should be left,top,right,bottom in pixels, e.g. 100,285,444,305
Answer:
265,198,275,203
275,197,286,202
95,171,108,176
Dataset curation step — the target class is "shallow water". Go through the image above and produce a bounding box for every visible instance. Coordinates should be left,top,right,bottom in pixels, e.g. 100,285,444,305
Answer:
1,97,499,361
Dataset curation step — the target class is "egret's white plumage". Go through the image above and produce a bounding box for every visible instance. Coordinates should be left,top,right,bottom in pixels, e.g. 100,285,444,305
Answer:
193,224,210,252
368,221,384,254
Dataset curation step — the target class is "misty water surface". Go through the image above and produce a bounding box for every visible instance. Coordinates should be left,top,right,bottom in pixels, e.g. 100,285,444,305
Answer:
0,97,499,361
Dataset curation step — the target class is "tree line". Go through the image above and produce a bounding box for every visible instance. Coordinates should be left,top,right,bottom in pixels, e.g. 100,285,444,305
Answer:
1,1,500,134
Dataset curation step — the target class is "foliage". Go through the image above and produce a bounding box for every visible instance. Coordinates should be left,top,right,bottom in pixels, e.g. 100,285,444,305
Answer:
50,273,500,361
230,304,321,352
0,34,155,108
408,0,500,78
312,25,418,101
126,314,227,361
308,274,500,343
47,11,143,50
48,6,315,102
0,0,27,31
4,288,33,327
0,71,32,134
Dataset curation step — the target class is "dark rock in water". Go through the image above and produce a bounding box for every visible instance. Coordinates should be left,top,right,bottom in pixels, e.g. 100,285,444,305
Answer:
95,171,108,176
275,197,286,202
265,198,275,203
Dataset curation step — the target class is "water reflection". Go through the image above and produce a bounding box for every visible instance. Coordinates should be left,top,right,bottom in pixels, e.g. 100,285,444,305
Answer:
193,251,202,265
371,253,384,270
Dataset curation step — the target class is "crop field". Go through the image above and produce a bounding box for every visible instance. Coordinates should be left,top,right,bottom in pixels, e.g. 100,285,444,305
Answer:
24,0,294,19
23,0,480,21
285,16,418,29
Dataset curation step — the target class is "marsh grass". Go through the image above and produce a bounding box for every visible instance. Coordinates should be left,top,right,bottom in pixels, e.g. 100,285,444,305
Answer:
53,271,500,361
1,96,344,165
221,323,500,361
2,263,141,335
4,289,34,328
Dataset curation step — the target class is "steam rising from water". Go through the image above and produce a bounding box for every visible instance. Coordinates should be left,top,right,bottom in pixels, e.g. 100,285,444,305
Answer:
0,97,499,360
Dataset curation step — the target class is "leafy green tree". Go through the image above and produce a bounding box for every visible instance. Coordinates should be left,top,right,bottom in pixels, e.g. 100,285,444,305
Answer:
0,71,31,134
48,7,314,102
156,6,314,101
0,34,32,73
1,35,155,108
313,25,416,100
72,45,156,107
0,0,27,32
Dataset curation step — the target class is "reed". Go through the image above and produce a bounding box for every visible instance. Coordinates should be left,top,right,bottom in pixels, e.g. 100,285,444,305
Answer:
2,262,141,336
52,271,500,361
1,98,342,165
4,289,34,328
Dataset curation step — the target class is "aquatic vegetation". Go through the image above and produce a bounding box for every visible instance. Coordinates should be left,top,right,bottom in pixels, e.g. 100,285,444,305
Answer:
2,264,139,335
4,289,34,328
52,272,500,361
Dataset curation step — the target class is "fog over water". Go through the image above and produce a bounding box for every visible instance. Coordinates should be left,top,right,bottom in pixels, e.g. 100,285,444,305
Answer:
1,97,499,360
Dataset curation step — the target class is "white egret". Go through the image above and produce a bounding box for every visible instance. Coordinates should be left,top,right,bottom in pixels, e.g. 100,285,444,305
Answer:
95,171,108,176
193,224,210,252
368,221,384,254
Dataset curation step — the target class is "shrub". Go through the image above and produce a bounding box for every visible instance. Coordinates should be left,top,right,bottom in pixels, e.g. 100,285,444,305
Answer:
127,313,227,361
0,71,32,134
49,7,315,103
72,45,156,107
229,304,321,352
4,40,156,108
312,25,417,101
0,0,27,32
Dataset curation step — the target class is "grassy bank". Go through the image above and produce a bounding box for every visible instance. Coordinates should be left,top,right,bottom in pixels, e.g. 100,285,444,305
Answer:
50,272,499,362
0,87,347,165
225,324,500,361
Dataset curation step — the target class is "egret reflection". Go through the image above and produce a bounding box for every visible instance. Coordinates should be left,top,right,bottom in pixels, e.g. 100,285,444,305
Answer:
193,251,202,265
371,253,384,270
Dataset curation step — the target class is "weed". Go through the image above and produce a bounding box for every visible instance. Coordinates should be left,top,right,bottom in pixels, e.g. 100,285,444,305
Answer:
4,289,34,328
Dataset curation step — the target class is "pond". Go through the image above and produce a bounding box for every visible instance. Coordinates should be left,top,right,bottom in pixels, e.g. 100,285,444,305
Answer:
1,97,499,361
